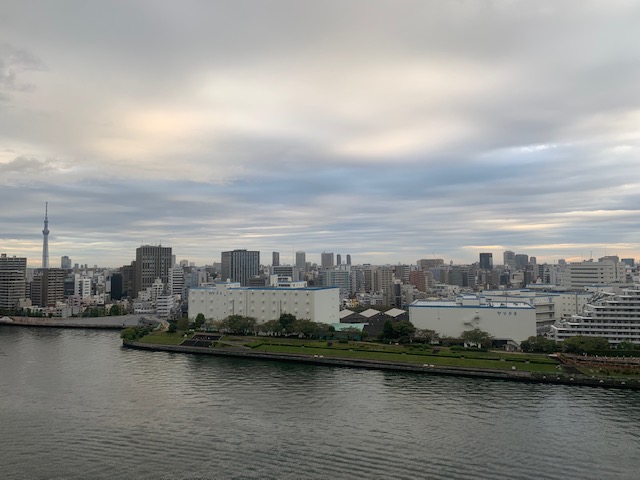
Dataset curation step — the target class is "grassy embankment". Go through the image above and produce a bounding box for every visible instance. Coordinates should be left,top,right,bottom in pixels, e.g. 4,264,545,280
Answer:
136,331,194,345
135,331,561,373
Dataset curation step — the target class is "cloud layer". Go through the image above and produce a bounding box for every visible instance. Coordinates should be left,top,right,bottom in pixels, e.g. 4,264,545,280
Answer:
1,1,640,267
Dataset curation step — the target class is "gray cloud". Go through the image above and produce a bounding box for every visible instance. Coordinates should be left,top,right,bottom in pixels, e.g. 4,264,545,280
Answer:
1,1,640,267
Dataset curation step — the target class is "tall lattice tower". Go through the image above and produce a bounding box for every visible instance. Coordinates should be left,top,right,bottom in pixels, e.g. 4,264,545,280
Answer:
42,202,50,269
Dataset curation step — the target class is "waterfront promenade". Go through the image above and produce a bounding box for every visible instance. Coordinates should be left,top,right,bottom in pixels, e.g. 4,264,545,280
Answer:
0,314,161,329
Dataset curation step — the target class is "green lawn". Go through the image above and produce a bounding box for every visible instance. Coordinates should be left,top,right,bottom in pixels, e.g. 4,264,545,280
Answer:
250,343,560,373
137,331,193,345
243,338,557,365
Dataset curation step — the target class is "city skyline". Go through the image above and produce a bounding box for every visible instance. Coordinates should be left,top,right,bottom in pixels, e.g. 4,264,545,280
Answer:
2,1,640,267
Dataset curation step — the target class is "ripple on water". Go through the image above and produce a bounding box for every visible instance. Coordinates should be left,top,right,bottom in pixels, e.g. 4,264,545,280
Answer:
2,327,640,480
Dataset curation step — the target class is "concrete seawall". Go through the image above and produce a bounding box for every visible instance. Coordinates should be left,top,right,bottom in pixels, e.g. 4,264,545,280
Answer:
122,341,640,390
0,315,158,329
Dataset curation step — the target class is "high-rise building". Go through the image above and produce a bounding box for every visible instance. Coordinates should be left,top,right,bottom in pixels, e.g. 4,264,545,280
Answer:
318,269,351,295
121,262,135,298
321,252,334,269
134,245,172,298
346,254,351,265
417,258,444,270
336,254,342,265
408,270,433,292
41,202,50,269
272,251,280,267
394,264,411,283
111,272,123,300
32,268,65,307
221,249,260,286
503,251,516,271
479,253,493,270
0,254,27,310
295,251,306,272
515,254,529,270
60,256,72,270
169,266,185,297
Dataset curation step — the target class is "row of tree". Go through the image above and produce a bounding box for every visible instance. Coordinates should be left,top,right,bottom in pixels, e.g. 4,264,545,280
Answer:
521,335,640,355
120,326,154,341
198,313,337,339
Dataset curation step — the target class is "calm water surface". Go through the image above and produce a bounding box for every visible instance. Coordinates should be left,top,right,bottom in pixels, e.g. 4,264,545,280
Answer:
1,326,639,480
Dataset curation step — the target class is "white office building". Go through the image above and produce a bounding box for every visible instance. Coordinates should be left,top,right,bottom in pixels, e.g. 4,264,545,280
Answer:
562,260,626,290
188,283,339,324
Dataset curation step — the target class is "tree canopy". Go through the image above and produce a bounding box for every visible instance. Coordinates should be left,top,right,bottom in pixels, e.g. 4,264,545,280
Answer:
380,320,416,343
461,328,493,348
219,315,257,335
278,313,297,334
520,336,557,353
561,335,610,354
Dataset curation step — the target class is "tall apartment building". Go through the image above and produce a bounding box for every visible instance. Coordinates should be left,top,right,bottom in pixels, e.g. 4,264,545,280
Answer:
272,251,280,267
134,245,172,297
346,254,352,265
221,249,260,286
31,268,66,307
336,254,342,265
0,254,27,310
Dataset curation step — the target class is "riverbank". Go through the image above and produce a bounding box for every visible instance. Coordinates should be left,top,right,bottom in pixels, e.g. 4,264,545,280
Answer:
0,315,159,329
123,340,640,390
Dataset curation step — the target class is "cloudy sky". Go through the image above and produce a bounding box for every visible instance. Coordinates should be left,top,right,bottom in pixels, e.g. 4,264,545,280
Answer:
1,0,640,268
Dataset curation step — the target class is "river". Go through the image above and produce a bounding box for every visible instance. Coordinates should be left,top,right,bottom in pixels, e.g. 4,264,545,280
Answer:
1,326,639,479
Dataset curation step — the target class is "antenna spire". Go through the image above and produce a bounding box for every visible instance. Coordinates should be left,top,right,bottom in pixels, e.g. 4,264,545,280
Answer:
42,202,50,269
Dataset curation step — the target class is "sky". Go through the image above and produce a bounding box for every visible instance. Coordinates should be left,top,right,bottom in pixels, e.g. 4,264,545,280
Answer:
1,0,640,268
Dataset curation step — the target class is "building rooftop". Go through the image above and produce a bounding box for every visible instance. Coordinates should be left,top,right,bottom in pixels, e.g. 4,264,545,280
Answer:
409,299,534,309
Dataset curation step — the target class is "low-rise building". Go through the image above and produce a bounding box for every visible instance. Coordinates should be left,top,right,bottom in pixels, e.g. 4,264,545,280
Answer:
188,283,339,324
408,294,536,347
